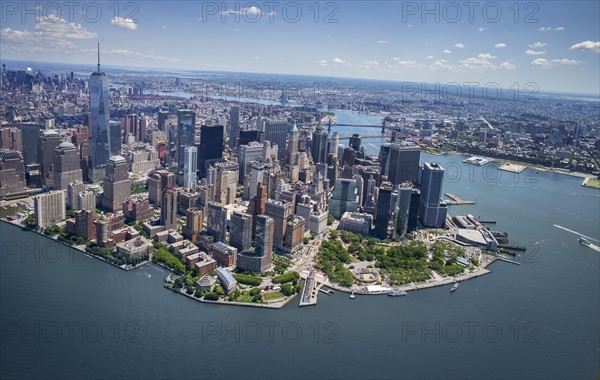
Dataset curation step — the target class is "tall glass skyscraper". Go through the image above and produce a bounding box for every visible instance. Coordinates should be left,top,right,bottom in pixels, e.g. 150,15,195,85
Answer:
176,110,196,186
89,44,110,168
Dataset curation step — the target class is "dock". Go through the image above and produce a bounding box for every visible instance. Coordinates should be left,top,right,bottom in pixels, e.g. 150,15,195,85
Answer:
299,271,318,307
499,163,526,173
444,193,476,205
495,255,521,265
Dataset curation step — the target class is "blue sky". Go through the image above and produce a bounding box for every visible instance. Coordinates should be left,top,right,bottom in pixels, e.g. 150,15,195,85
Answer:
1,1,599,94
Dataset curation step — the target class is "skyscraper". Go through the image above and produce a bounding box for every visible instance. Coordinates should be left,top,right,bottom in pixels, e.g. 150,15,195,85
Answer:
418,162,447,228
89,43,111,168
229,211,253,252
182,208,203,242
237,214,274,272
38,129,60,187
386,142,421,185
265,119,289,161
34,190,66,228
53,142,83,190
311,124,328,163
176,110,196,186
250,181,267,237
287,121,299,163
206,201,227,243
265,199,291,251
160,186,177,230
329,178,360,219
228,106,240,149
349,133,361,152
198,124,224,178
374,181,394,238
0,150,26,199
102,155,131,212
183,145,197,190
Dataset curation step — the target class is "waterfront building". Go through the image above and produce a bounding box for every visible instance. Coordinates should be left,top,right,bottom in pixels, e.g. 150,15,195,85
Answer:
194,253,217,276
34,190,66,228
116,236,153,260
418,162,447,228
123,196,153,222
0,150,26,199
215,267,237,294
65,210,96,240
210,241,238,267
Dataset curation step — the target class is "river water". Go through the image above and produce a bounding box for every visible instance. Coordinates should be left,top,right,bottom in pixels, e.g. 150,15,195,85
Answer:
1,108,598,379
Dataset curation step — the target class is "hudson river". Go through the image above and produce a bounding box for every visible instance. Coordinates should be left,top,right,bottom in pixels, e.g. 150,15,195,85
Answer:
1,112,599,379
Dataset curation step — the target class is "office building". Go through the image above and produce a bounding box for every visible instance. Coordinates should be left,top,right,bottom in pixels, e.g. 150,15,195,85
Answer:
374,181,394,238
386,142,421,185
198,124,224,178
102,155,131,212
265,119,289,161
34,190,66,228
329,178,360,219
53,142,83,190
340,212,373,236
182,208,203,242
0,150,26,199
311,124,328,163
19,123,41,165
393,183,413,239
183,145,198,190
160,186,177,230
230,211,253,252
38,129,61,187
89,45,111,167
176,110,196,186
283,215,305,253
148,170,175,204
228,106,240,149
265,199,291,251
206,201,227,243
238,214,274,272
287,122,299,163
418,162,447,228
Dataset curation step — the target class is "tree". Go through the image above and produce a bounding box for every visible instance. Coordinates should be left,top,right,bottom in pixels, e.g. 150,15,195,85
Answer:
330,230,339,239
327,214,335,226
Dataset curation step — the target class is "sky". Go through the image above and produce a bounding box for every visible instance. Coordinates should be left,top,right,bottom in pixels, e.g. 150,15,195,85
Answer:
1,1,599,94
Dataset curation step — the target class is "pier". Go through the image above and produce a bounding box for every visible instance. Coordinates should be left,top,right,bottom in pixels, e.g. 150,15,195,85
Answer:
444,193,476,205
299,271,318,307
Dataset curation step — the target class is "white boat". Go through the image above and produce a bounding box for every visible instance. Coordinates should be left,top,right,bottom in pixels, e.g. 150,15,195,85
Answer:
450,282,459,292
350,290,356,299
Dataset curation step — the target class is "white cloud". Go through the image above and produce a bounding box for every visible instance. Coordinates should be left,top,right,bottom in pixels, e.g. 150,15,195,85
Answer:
494,43,506,48
317,60,328,67
499,62,516,70
477,53,496,59
454,43,465,49
531,58,582,68
443,49,452,54
111,17,138,30
221,6,261,16
538,26,565,32
1,18,96,53
333,57,347,65
426,55,435,59
529,41,547,48
569,40,600,53
525,50,545,55
478,27,488,32
363,60,379,65
105,49,188,64
377,40,389,44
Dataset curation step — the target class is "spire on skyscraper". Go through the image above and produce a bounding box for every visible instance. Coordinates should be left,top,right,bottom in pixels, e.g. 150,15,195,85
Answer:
97,42,101,73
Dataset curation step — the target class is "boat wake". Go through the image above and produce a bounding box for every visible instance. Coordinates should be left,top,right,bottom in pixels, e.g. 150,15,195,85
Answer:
553,225,599,242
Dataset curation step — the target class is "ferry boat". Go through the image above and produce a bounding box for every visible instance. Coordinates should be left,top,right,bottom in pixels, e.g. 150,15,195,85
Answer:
579,237,592,246
450,282,459,292
388,290,407,297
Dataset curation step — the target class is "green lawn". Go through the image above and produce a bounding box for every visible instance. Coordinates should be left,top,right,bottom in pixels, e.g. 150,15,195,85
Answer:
583,179,600,190
262,291,285,300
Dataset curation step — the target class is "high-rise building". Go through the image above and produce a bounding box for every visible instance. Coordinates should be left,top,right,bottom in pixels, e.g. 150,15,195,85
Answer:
0,150,26,199
182,208,203,242
206,201,227,243
102,155,131,212
329,178,360,219
148,170,175,204
228,106,240,149
160,186,178,230
157,110,170,131
287,122,299,163
76,190,96,212
418,162,447,228
38,129,60,187
374,181,394,238
250,181,267,237
19,123,41,165
283,215,305,253
34,190,66,228
264,199,291,251
349,134,361,152
386,142,421,185
265,119,289,161
89,44,111,168
407,188,420,233
210,242,237,267
53,142,83,190
183,146,198,190
176,110,196,186
237,214,274,272
393,183,413,239
66,181,85,209
311,124,328,163
229,211,253,252
198,124,224,178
